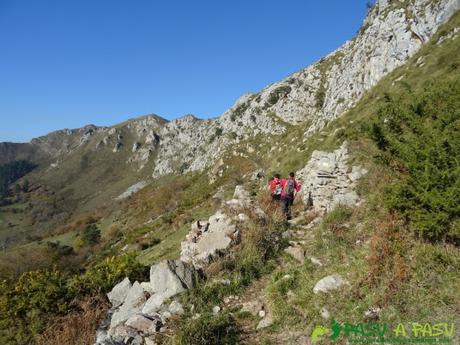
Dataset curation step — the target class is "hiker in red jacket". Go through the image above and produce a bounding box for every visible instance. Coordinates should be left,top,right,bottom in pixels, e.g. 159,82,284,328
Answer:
268,174,282,202
280,172,301,220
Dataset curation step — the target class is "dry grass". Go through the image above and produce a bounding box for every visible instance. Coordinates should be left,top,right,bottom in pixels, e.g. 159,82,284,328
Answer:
366,213,412,304
37,294,109,345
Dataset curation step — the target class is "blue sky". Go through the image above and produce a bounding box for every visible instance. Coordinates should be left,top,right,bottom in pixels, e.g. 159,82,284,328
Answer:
0,0,372,142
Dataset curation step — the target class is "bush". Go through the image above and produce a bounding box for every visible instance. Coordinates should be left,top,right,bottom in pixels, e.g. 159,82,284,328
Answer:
0,269,71,344
69,253,148,294
315,86,326,109
266,86,292,106
81,223,101,245
0,253,147,344
369,79,460,243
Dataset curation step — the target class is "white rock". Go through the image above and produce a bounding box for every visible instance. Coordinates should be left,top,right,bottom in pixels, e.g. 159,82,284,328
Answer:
313,275,349,294
284,246,306,262
125,314,162,335
110,281,147,329
310,257,323,266
365,306,381,320
144,338,156,345
257,316,273,330
320,307,330,319
142,293,168,316
107,277,132,308
168,301,184,315
213,306,221,314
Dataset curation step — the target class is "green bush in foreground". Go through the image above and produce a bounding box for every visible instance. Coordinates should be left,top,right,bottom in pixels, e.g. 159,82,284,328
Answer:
0,253,147,345
370,78,460,244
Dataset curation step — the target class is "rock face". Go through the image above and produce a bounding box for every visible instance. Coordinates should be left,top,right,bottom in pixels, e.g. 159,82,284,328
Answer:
296,142,367,213
147,0,460,178
9,0,457,184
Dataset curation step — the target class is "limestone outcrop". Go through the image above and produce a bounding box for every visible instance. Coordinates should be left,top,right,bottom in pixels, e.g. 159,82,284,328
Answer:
95,260,195,345
180,185,254,269
296,142,367,213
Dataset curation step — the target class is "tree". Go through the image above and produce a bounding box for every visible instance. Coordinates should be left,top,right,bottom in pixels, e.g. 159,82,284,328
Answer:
81,223,101,245
22,179,30,192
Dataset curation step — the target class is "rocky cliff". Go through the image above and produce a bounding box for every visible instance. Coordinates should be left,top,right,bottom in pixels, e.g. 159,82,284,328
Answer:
2,0,459,191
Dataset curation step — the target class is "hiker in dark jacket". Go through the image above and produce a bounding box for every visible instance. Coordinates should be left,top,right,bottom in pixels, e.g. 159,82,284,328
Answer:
280,172,301,220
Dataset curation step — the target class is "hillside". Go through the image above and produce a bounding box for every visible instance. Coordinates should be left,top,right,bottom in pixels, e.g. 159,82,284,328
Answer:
0,0,459,344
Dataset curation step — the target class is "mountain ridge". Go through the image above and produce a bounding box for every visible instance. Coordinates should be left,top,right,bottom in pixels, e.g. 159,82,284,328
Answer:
3,0,459,179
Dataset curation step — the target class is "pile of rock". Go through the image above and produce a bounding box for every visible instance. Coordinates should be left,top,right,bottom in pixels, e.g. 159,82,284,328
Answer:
95,260,194,345
97,186,257,344
296,142,367,213
180,185,259,269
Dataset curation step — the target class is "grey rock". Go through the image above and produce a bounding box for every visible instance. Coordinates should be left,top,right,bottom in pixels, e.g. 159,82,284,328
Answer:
365,307,382,320
107,277,132,308
142,293,167,316
125,314,162,335
142,260,195,316
313,275,349,294
180,204,239,269
115,181,148,200
310,257,323,266
320,307,330,319
284,246,306,262
168,301,184,315
148,260,191,295
110,281,147,329
256,316,273,330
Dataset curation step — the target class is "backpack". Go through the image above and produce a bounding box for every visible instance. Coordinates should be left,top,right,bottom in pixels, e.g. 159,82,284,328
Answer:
284,179,295,197
274,181,283,196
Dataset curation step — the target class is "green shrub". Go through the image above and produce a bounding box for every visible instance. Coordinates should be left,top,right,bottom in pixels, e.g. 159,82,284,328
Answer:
369,79,460,243
0,253,147,344
215,127,223,137
0,270,71,344
315,86,326,109
266,86,292,106
175,312,238,345
70,253,148,294
81,223,101,245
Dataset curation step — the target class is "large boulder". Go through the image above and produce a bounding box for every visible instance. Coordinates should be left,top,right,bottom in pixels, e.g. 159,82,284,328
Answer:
142,260,195,316
107,277,132,308
110,282,147,330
